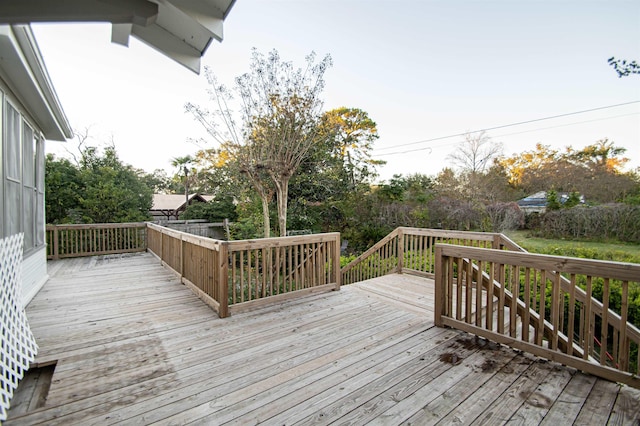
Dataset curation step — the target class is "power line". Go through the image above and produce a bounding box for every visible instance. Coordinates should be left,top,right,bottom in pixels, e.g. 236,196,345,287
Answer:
374,100,640,154
375,111,640,157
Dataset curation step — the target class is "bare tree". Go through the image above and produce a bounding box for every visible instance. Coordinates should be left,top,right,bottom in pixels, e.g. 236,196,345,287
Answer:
448,131,503,174
186,49,332,237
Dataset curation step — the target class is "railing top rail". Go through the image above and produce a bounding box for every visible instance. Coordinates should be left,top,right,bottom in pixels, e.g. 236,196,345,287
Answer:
496,233,527,252
149,222,339,251
398,227,498,241
227,232,340,251
341,228,400,274
436,244,640,283
47,222,147,230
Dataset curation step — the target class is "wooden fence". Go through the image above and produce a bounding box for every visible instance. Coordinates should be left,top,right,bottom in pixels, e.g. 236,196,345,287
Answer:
341,227,523,284
147,223,341,317
434,244,640,389
46,223,147,259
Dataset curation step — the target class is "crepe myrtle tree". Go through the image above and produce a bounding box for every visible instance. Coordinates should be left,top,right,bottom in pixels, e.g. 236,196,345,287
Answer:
186,48,332,237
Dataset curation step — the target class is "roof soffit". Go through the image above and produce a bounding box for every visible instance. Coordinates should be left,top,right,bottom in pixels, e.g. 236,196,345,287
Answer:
0,0,236,74
0,25,72,140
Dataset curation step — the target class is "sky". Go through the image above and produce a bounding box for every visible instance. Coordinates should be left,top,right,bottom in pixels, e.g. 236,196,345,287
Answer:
32,0,640,183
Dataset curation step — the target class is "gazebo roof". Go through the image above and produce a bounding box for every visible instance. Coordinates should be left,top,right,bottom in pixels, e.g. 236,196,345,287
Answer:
151,193,208,211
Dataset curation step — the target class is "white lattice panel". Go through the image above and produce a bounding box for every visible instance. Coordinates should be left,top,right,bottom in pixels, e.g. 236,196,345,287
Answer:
0,233,38,421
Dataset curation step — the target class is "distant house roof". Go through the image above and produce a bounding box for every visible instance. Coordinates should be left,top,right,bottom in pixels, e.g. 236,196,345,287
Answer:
150,193,212,220
517,191,584,214
517,191,547,208
152,193,207,211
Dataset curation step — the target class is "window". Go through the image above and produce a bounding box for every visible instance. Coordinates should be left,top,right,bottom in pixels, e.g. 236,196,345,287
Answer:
0,92,3,240
2,99,46,253
36,137,45,247
23,123,35,251
4,102,21,238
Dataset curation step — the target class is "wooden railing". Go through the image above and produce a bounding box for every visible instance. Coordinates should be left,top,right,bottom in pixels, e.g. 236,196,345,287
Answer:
226,233,341,315
147,223,341,318
341,227,521,284
434,244,640,389
46,223,147,259
147,223,230,317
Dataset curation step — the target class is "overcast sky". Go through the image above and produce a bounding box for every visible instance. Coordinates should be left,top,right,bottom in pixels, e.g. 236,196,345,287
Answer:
33,0,640,182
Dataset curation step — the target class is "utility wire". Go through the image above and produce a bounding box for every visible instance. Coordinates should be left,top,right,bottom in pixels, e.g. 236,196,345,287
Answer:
375,111,640,157
374,100,640,154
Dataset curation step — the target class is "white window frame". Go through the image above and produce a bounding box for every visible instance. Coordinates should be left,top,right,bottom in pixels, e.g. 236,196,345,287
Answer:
0,89,3,241
2,96,46,254
4,100,22,240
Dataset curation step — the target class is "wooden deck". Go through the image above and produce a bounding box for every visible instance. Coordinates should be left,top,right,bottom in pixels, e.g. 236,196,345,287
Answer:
7,252,640,425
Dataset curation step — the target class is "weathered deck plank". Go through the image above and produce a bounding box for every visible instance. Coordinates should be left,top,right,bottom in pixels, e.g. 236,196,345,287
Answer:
6,252,639,425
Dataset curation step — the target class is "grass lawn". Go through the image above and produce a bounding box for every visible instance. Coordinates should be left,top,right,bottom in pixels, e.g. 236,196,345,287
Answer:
504,230,640,264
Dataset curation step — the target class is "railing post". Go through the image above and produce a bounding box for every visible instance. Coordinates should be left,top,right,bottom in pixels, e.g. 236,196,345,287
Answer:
397,228,404,273
53,225,59,260
434,245,444,327
143,223,148,250
333,233,341,290
492,233,502,250
218,242,229,318
180,234,184,279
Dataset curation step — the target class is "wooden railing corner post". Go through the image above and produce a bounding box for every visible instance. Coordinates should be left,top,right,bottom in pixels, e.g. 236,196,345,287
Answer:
53,225,60,260
434,245,444,327
334,233,341,290
159,227,164,262
218,242,229,318
143,222,149,251
397,228,404,273
179,234,184,279
492,234,502,250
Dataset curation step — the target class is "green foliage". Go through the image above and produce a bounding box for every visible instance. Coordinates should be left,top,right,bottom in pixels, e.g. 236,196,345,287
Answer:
228,195,271,240
340,254,357,268
546,189,562,211
536,204,640,243
181,196,238,222
45,146,153,224
45,154,82,224
563,191,581,208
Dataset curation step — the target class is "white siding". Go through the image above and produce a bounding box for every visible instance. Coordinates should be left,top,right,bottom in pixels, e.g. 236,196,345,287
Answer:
21,246,48,307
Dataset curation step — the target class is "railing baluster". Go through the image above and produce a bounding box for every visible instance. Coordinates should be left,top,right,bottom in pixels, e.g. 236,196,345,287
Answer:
619,281,629,371
510,265,519,338
537,270,546,346
600,278,610,365
487,261,495,332
550,270,561,351
497,263,506,335
567,274,577,355
476,260,483,327
522,267,531,342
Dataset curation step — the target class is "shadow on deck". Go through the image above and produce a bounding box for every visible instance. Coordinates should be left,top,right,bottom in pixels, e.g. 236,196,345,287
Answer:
7,253,640,425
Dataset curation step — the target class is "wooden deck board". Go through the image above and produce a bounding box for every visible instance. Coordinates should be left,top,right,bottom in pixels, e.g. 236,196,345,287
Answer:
6,252,640,425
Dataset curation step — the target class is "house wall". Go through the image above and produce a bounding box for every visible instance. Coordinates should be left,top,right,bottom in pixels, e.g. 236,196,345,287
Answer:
21,245,47,306
1,41,49,308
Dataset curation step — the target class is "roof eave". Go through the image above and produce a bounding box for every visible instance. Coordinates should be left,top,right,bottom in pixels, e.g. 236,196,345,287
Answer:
0,24,72,140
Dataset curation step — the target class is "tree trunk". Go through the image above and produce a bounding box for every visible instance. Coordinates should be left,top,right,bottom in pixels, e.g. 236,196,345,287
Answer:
274,176,290,237
260,193,271,238
245,172,272,238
